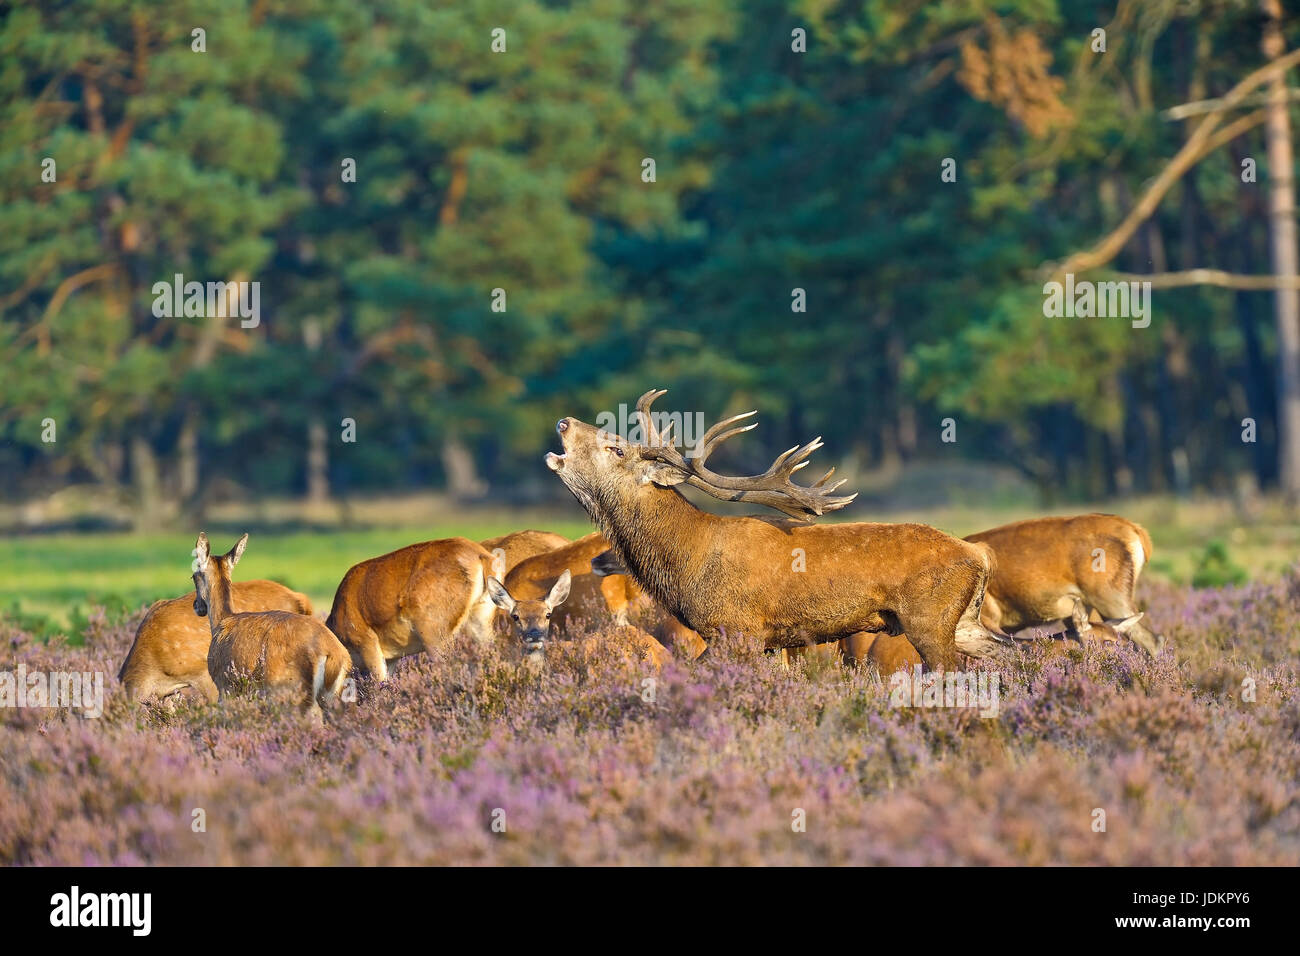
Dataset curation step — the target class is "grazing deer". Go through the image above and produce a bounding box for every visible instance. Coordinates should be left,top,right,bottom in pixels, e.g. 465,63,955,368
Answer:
119,579,312,704
478,530,569,577
546,389,1008,670
325,537,498,680
1017,597,1146,656
193,533,350,723
965,514,1162,656
486,571,671,670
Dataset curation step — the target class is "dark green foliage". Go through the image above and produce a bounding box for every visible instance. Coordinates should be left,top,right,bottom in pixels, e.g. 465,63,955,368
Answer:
0,2,1290,509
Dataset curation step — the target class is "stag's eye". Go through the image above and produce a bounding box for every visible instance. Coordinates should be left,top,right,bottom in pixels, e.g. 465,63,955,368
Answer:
607,445,625,458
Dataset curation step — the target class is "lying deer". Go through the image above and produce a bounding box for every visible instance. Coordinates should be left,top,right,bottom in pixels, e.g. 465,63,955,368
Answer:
119,579,313,704
547,389,1008,670
193,533,350,723
486,570,671,670
325,536,498,680
965,514,1163,656
508,535,706,659
478,529,569,577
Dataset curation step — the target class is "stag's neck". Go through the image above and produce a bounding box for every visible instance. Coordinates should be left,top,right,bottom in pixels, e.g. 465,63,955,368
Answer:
588,487,719,619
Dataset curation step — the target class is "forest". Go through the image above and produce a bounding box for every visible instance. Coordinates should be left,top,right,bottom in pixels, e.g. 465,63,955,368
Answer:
3,1,1299,525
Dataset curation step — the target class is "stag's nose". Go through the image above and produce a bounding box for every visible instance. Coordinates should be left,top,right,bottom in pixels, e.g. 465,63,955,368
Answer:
556,418,570,434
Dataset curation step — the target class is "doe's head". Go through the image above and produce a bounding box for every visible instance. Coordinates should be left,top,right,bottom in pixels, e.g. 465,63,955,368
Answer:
191,531,248,617
1068,598,1145,646
487,570,571,658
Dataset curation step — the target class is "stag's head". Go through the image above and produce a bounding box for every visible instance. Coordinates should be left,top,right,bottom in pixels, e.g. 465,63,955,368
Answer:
191,531,248,617
545,389,856,522
487,571,571,659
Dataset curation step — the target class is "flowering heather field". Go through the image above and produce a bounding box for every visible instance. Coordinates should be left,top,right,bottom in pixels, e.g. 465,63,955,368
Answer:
2,573,1298,866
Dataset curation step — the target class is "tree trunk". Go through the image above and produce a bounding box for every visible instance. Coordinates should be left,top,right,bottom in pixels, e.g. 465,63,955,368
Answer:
178,416,199,502
303,319,330,503
130,434,165,530
1262,0,1300,500
307,419,330,503
441,434,486,499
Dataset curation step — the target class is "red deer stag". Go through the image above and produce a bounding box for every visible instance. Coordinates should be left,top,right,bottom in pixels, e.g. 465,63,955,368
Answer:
119,579,312,704
193,533,350,723
325,537,498,680
544,389,1008,670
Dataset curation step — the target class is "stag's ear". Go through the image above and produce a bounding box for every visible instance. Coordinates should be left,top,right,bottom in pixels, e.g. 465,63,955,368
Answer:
486,577,515,613
640,461,688,487
227,533,249,567
194,532,210,570
1069,598,1091,633
546,570,572,610
1114,612,1144,634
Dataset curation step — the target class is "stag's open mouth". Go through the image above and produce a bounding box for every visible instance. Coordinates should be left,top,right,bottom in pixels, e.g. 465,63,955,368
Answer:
545,452,564,472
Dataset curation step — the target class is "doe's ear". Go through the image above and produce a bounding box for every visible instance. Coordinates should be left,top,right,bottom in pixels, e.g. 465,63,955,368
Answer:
486,577,515,613
227,533,249,568
1114,612,1144,634
194,532,210,570
640,461,688,487
546,569,572,610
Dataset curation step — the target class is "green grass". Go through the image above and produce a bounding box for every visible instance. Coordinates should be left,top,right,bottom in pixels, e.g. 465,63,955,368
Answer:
2,493,1298,640
0,516,594,638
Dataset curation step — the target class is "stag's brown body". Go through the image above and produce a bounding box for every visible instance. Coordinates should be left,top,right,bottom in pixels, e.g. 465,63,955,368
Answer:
194,535,350,722
326,536,498,680
118,579,313,703
966,513,1161,654
546,391,1005,670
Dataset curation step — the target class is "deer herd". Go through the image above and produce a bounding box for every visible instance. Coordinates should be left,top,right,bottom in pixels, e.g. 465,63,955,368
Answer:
117,389,1163,721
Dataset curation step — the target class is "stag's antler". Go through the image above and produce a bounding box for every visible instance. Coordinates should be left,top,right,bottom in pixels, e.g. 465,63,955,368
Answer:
635,389,857,520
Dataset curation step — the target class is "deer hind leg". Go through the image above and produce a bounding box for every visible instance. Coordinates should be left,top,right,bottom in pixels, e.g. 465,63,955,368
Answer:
354,635,388,682
907,561,997,670
447,567,497,650
952,557,1013,658
193,670,219,703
